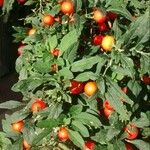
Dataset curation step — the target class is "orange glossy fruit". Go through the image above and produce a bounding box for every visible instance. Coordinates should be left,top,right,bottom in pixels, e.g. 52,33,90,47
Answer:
61,1,74,14
101,35,115,52
28,28,36,36
12,120,24,133
58,127,69,142
84,81,97,96
93,10,106,24
31,99,46,113
42,14,55,26
23,140,31,150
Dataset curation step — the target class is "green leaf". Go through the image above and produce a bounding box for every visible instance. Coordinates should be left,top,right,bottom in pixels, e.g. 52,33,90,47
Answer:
127,140,150,150
97,76,105,95
0,132,12,150
32,129,52,145
33,60,51,73
112,20,122,40
68,129,84,149
127,80,142,97
2,0,15,18
11,138,23,150
69,105,83,116
71,120,89,137
133,113,150,128
91,129,107,145
106,77,133,105
12,79,43,92
0,101,23,110
96,57,108,75
59,29,78,54
37,119,59,128
105,88,129,121
71,56,102,72
106,127,120,141
123,10,149,47
75,71,97,81
73,112,101,127
58,67,74,79
113,140,126,150
140,55,150,75
47,35,58,50
63,42,79,63
120,54,135,78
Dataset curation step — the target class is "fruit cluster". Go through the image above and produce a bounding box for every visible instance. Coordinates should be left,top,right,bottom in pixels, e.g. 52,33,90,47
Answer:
0,0,149,150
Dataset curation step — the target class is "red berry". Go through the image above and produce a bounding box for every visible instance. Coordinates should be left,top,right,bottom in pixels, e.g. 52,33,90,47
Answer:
93,10,106,24
99,23,108,32
18,44,26,56
103,108,114,118
125,143,134,150
85,140,96,150
0,0,4,7
51,48,60,57
31,99,46,113
69,80,84,95
103,100,113,110
93,35,104,45
106,11,118,20
142,75,150,84
124,124,139,140
17,0,26,4
121,87,128,94
51,64,58,72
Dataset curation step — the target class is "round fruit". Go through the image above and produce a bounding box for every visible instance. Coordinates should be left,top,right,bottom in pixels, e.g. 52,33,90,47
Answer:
23,140,31,150
103,100,113,110
42,14,55,26
0,0,4,7
61,1,74,15
31,99,46,113
51,64,58,72
101,35,115,52
106,11,118,20
104,107,114,118
58,127,69,142
51,48,60,57
125,143,134,150
93,35,104,45
93,10,106,24
12,120,24,133
28,28,36,36
99,23,108,32
84,81,97,97
69,80,84,95
18,44,25,56
85,140,96,150
17,0,26,4
142,75,150,84
124,124,139,140
121,87,128,94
